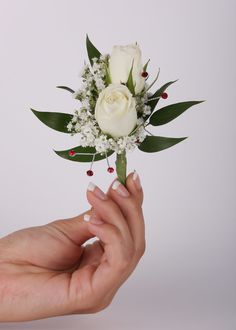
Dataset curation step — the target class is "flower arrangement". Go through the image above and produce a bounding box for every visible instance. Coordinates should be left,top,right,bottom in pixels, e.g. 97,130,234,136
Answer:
31,35,204,185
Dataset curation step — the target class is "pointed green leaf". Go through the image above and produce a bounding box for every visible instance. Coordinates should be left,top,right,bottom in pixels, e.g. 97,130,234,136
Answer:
147,80,178,112
56,86,75,93
31,109,73,133
143,59,150,72
105,63,112,85
149,101,205,126
145,68,160,92
54,146,114,162
126,61,135,95
86,34,101,65
138,135,187,153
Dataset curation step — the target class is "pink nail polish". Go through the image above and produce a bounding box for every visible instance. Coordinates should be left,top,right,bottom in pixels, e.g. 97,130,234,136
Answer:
87,182,107,200
112,180,130,197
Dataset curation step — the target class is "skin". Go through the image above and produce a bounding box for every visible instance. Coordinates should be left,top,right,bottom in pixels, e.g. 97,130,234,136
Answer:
0,172,145,322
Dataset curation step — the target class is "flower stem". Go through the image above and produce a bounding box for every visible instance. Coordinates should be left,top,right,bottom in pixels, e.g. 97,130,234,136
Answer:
115,151,127,186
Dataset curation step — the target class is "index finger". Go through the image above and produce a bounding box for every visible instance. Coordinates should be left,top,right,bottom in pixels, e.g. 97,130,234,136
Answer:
107,172,145,256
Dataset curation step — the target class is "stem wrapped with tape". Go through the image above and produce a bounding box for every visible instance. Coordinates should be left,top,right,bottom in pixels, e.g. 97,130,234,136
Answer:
115,151,127,186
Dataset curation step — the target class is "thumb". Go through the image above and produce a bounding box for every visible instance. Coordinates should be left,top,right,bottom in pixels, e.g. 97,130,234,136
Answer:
48,209,95,246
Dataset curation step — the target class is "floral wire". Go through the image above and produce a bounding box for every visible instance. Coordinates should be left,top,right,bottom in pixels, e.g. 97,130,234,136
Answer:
73,151,99,167
90,153,96,170
105,152,110,168
73,152,99,156
130,124,142,135
144,127,154,136
147,96,161,102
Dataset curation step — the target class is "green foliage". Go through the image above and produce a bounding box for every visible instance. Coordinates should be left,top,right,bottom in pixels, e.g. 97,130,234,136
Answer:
54,146,114,162
143,59,150,72
147,80,178,112
126,62,136,95
150,101,204,126
30,109,73,133
138,135,187,152
56,86,75,93
86,34,101,65
105,63,112,85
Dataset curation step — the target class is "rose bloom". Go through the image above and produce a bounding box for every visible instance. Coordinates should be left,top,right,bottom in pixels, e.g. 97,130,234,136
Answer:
108,44,145,95
95,84,137,138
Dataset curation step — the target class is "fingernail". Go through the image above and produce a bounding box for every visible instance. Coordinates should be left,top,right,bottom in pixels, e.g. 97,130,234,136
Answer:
84,213,104,225
112,180,130,197
87,182,107,200
133,171,142,190
90,215,104,225
83,214,91,222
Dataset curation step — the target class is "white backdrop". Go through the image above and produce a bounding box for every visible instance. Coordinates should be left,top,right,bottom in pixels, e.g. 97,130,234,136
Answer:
0,0,235,329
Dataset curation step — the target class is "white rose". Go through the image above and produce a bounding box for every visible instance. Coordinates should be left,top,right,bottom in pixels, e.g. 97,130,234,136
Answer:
108,44,145,94
95,84,137,138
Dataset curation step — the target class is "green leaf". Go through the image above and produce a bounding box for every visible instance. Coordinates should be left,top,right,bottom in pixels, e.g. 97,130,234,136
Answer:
143,59,150,72
56,86,75,93
54,146,114,162
149,101,205,126
138,135,187,153
105,63,112,85
147,80,178,112
126,61,135,95
30,109,73,133
86,34,101,65
145,68,160,92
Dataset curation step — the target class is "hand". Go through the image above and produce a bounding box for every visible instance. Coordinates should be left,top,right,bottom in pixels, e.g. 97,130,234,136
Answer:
0,172,145,321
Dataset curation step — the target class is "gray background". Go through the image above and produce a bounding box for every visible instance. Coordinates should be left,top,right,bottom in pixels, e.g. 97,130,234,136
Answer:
0,0,235,329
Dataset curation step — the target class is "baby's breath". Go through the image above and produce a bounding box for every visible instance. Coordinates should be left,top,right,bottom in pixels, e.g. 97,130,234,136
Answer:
67,53,150,155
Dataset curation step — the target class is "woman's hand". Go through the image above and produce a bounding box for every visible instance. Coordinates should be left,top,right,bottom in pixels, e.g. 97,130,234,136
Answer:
0,172,145,322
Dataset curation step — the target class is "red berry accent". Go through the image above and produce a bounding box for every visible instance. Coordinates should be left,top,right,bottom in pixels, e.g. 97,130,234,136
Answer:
86,170,94,176
107,167,114,173
161,92,168,99
69,150,76,156
141,71,148,78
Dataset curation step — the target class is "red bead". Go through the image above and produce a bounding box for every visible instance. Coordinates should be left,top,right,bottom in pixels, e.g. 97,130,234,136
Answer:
141,71,148,78
69,150,76,156
161,92,168,99
86,170,94,176
107,167,114,173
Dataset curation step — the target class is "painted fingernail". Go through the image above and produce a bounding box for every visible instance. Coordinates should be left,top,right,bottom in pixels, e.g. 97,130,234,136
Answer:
83,214,91,222
87,182,107,200
84,213,104,225
112,180,130,197
90,215,104,225
133,171,142,190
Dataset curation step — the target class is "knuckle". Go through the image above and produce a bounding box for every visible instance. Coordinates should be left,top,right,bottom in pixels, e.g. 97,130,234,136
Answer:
92,300,111,313
109,225,121,241
117,246,134,272
129,199,141,212
136,240,146,259
89,295,112,313
129,201,143,221
116,260,128,273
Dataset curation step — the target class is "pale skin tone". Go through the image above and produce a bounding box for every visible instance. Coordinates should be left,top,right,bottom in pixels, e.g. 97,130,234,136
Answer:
0,172,145,322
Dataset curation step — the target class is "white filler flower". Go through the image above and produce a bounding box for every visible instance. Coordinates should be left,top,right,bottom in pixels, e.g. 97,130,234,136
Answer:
109,44,145,94
95,84,137,138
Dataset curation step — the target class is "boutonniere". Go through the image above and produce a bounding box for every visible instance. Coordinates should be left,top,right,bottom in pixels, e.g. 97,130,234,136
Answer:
31,35,204,185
